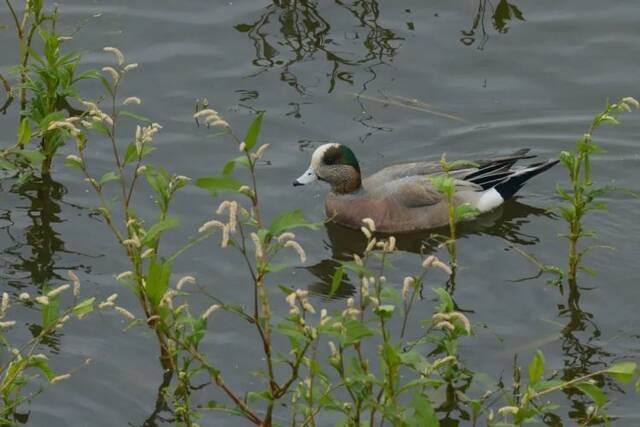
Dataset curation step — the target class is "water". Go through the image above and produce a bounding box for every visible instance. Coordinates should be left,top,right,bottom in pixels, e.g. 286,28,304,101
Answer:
2,0,640,425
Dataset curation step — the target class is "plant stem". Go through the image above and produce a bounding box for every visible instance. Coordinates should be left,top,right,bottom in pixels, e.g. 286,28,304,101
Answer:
0,71,13,114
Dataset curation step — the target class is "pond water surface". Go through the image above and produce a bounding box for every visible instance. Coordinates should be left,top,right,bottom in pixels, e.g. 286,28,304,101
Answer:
1,0,640,425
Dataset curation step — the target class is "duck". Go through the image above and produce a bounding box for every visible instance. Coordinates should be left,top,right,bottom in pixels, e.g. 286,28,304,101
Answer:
293,143,558,233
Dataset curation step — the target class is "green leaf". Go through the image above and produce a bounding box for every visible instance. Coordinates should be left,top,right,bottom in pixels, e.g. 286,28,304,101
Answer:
276,322,307,340
41,296,60,329
17,149,45,166
141,217,180,247
0,158,17,171
146,261,172,308
18,118,32,146
124,142,155,165
380,287,401,306
277,284,294,295
559,151,576,171
99,171,120,186
29,357,55,381
119,110,152,123
39,111,65,130
268,209,320,236
64,155,83,169
447,159,479,170
222,156,250,175
607,361,636,383
244,112,264,150
342,318,375,345
575,382,607,408
264,263,288,273
328,266,344,298
532,379,564,393
87,120,111,136
455,203,479,221
430,175,454,197
406,393,439,427
196,175,244,195
528,350,545,385
433,288,453,312
247,390,272,403
374,304,395,319
74,69,102,82
72,297,95,318
187,317,207,346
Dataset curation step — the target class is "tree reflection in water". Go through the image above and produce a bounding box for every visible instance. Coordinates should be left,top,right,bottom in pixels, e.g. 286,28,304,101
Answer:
235,0,403,94
0,177,90,350
461,0,525,50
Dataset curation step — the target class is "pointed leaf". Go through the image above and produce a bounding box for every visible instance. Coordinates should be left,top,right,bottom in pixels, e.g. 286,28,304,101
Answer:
119,110,152,123
18,118,32,146
269,209,320,235
222,156,250,175
328,266,344,298
244,112,264,150
196,175,244,195
607,361,636,383
99,171,120,186
575,382,607,408
72,297,96,318
141,217,180,247
528,350,545,385
146,261,172,308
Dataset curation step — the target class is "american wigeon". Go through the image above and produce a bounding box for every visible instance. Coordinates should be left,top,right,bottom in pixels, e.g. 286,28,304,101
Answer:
293,143,558,232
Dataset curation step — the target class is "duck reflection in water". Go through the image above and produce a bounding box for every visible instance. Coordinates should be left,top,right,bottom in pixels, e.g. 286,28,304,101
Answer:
305,198,552,298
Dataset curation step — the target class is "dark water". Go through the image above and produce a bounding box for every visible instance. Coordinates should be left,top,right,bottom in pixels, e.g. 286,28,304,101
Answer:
2,1,640,425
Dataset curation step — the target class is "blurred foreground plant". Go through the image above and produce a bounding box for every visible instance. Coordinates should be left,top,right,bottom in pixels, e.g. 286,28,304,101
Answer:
556,97,639,283
430,155,479,286
55,48,640,426
1,1,98,178
0,272,102,425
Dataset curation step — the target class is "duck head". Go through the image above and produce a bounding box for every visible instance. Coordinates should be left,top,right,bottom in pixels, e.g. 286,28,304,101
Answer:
293,143,362,194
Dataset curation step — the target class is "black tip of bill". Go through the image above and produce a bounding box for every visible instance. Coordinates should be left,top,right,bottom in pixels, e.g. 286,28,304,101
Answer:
293,180,304,187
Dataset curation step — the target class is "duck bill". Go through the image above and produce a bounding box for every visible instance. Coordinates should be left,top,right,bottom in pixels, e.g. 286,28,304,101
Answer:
293,167,318,186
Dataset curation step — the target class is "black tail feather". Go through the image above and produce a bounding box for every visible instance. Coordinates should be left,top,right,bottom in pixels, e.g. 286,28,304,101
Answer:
466,148,536,182
493,159,559,200
461,149,558,200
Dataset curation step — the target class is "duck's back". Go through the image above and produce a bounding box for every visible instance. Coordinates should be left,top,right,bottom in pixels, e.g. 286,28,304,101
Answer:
325,171,469,232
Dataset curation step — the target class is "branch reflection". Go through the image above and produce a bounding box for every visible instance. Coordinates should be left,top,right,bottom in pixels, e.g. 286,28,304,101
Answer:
460,0,525,50
235,0,402,94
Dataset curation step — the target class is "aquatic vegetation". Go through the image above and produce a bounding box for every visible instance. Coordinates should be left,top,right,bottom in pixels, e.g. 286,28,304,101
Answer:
0,3,639,426
430,154,480,276
556,97,639,283
1,1,97,178
0,273,98,425
64,46,181,372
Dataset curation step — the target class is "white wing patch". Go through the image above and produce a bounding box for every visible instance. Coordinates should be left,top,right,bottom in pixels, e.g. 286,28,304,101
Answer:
476,188,504,212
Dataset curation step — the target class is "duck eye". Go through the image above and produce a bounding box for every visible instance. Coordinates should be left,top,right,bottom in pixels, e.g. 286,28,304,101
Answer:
325,157,336,165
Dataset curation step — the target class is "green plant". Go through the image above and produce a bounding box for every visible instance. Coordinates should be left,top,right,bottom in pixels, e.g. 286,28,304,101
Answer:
50,47,640,426
489,350,636,426
430,155,479,283
4,0,52,113
556,97,639,283
1,2,97,178
0,272,99,425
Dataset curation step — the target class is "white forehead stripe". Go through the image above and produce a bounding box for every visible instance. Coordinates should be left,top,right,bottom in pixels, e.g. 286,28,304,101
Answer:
310,143,340,169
